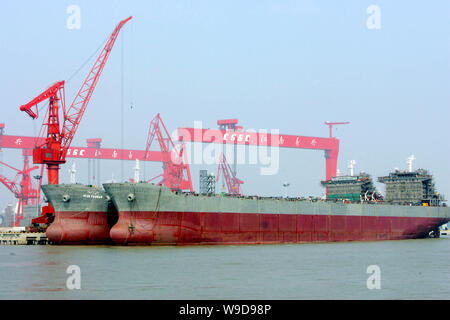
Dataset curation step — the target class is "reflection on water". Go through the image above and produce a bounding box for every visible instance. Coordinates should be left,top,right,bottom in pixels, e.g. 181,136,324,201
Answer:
1,238,449,300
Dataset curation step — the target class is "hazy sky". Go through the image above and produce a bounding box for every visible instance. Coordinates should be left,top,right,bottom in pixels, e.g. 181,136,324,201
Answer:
0,0,449,208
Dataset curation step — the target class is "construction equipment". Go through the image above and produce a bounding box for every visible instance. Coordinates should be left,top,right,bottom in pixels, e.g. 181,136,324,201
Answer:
144,113,193,192
199,170,215,194
178,123,342,181
216,152,243,195
0,128,164,162
217,119,242,179
0,156,42,226
19,17,132,224
324,121,350,138
19,16,132,185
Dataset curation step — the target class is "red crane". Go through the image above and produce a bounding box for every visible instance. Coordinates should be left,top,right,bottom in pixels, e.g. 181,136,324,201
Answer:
178,124,342,181
324,121,350,138
0,130,164,162
19,16,132,185
216,152,243,195
18,17,131,225
0,156,42,226
144,113,193,192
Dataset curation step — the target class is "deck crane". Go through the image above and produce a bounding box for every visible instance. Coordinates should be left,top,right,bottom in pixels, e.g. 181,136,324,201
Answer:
0,156,42,226
216,152,243,195
19,16,132,223
144,113,193,192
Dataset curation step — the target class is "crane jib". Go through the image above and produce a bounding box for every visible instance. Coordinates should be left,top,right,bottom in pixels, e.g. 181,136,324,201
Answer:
18,17,132,186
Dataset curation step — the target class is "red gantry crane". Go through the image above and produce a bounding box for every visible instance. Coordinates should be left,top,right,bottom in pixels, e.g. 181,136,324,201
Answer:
144,113,193,192
19,17,132,223
216,152,243,195
0,155,42,226
178,120,349,182
0,129,164,163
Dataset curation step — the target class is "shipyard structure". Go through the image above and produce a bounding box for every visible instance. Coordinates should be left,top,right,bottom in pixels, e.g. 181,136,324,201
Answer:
321,168,445,207
378,169,443,206
2,17,447,246
39,164,449,245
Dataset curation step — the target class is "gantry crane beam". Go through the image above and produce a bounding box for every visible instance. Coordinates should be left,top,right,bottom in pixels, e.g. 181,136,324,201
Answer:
0,133,164,162
178,127,341,181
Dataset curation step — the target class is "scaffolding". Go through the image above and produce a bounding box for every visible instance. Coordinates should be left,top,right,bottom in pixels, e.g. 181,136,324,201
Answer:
378,169,444,206
321,173,379,202
199,170,216,195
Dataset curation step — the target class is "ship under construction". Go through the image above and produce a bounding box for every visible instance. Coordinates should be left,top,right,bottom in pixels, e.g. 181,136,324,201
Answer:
40,164,448,245
2,17,448,245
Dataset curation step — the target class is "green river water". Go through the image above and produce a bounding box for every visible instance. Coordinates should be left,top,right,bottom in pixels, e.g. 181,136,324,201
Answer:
1,237,449,299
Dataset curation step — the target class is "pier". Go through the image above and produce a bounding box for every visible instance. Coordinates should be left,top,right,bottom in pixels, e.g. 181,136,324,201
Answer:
0,229,49,245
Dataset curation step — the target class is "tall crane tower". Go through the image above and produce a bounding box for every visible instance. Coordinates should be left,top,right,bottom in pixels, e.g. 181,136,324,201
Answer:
19,16,132,185
19,17,132,224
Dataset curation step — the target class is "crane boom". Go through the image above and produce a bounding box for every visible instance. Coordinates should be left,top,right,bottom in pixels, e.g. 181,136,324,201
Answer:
216,152,243,195
19,16,132,185
0,158,40,226
0,159,39,198
19,81,65,119
61,16,132,159
0,174,20,196
144,114,193,192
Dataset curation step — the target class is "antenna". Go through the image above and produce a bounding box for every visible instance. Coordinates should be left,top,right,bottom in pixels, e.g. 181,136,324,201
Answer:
134,159,140,183
282,182,290,198
69,162,76,184
348,160,356,176
407,155,415,173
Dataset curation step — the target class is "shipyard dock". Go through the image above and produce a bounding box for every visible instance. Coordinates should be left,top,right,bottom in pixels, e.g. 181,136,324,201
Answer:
0,228,49,245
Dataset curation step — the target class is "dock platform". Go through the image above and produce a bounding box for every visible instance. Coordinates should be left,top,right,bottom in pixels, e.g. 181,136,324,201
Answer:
0,231,49,245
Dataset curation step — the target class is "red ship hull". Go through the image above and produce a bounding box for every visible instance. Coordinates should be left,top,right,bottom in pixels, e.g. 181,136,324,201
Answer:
46,211,111,245
110,211,446,245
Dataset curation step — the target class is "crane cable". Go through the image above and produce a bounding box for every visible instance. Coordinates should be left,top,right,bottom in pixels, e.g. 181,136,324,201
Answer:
66,35,109,84
120,31,124,182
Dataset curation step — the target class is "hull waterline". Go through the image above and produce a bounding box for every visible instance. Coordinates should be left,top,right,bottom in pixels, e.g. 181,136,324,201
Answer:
41,184,117,244
103,183,450,246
